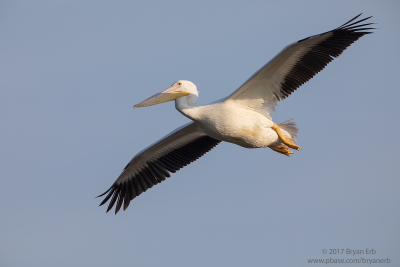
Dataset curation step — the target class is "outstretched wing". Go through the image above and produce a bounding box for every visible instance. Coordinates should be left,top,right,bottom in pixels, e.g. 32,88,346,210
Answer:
97,122,221,214
225,14,374,115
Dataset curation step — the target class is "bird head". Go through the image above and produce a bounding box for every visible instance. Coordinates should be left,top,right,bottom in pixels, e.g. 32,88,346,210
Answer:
134,80,198,108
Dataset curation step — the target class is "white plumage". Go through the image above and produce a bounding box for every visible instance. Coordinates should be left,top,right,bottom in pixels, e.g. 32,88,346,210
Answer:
98,14,374,214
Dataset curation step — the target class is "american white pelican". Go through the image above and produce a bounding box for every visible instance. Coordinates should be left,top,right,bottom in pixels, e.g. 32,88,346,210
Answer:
98,14,374,214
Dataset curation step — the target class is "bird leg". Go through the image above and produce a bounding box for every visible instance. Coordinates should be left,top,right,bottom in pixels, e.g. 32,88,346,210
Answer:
271,122,301,151
269,145,294,157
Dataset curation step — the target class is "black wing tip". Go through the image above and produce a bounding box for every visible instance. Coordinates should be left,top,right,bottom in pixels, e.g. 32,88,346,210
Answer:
96,187,112,198
297,14,375,44
98,174,157,214
337,13,371,27
97,183,127,214
337,14,375,32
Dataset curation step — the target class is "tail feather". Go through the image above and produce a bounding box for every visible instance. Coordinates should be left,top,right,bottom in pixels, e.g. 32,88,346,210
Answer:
278,119,299,143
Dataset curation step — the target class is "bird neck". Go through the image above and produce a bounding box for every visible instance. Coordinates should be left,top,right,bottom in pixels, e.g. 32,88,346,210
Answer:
175,97,200,121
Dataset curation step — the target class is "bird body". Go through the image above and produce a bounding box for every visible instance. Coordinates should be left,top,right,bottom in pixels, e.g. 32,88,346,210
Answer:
98,14,374,214
178,96,281,148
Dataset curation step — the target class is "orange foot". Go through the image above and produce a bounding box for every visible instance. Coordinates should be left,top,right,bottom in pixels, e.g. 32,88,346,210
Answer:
271,122,302,151
269,145,294,157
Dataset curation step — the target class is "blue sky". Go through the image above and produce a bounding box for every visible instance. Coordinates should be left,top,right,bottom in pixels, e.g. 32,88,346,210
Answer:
1,1,399,266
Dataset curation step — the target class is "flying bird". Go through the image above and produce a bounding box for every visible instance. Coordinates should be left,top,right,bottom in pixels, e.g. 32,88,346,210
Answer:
98,14,374,214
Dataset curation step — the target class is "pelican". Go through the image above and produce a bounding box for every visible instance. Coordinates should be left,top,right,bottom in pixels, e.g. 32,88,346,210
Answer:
98,14,374,214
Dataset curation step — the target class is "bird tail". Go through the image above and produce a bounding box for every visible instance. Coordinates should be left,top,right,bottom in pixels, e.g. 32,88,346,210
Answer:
278,119,299,143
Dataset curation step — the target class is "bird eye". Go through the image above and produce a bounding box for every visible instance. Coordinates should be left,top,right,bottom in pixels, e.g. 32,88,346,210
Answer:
178,82,182,86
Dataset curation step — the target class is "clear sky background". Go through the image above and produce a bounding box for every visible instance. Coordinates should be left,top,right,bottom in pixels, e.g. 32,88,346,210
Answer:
1,1,399,266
